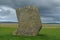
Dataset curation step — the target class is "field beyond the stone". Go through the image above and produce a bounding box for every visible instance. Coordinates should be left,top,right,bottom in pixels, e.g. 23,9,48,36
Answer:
0,23,60,40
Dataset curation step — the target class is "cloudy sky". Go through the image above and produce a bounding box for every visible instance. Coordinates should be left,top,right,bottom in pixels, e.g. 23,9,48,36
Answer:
0,0,60,23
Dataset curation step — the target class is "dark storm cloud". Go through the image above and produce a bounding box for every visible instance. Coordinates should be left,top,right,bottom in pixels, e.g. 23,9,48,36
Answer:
39,0,60,23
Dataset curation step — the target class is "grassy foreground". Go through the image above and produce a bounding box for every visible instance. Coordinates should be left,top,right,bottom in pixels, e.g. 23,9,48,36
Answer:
0,27,60,40
0,24,60,40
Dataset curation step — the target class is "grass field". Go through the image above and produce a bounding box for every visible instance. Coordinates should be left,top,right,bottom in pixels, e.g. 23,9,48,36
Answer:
0,23,60,40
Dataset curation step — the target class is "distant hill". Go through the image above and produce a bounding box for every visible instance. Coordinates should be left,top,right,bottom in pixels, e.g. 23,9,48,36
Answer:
0,22,60,24
0,22,18,23
43,23,60,24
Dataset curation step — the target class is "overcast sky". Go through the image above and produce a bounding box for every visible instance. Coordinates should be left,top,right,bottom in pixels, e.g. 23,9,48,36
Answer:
0,0,60,23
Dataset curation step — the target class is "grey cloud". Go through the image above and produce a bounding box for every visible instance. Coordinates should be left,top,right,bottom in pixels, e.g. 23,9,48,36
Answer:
0,0,60,23
0,0,15,8
0,6,17,22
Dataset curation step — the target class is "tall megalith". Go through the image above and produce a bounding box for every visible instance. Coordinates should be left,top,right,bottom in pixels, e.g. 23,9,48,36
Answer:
14,6,42,36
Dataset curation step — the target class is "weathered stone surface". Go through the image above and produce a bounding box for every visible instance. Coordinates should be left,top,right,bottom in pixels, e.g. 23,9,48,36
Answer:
14,6,42,36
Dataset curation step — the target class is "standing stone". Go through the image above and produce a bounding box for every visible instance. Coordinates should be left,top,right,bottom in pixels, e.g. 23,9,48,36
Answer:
14,6,42,36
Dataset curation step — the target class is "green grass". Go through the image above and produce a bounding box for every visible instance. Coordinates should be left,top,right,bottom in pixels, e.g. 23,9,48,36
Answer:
0,27,60,40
